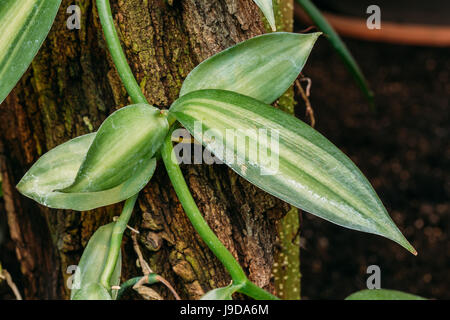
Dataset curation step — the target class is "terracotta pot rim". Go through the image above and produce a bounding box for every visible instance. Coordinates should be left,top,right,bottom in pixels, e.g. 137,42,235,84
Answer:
295,6,450,47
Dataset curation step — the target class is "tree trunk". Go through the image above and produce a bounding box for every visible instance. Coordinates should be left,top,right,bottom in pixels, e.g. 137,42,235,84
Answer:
0,0,296,299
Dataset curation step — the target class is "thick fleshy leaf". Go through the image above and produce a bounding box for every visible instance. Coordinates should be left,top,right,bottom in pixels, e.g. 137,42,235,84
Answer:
71,223,121,300
345,289,426,300
179,32,320,104
201,284,243,300
72,283,113,300
62,104,168,193
17,133,157,211
253,0,276,31
0,0,62,104
169,89,416,254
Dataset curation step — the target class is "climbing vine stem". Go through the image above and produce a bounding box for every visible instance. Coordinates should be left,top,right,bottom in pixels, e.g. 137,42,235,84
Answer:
161,129,279,300
96,0,148,104
96,0,279,300
96,0,146,289
100,194,138,289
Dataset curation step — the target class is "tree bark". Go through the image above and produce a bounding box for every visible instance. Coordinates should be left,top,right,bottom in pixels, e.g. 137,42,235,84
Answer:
0,0,294,299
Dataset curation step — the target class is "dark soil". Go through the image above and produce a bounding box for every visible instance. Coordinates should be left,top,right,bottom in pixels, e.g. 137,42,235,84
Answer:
297,36,449,299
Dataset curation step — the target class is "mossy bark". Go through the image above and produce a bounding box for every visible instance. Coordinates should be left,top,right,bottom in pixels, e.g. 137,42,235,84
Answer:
270,0,301,300
0,0,298,299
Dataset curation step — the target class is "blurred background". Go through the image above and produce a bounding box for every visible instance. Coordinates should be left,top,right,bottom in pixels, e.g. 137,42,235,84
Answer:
295,0,449,299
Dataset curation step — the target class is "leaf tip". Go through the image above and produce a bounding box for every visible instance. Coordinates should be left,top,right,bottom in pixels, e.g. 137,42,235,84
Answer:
301,31,322,45
266,14,276,32
311,31,323,39
398,236,417,256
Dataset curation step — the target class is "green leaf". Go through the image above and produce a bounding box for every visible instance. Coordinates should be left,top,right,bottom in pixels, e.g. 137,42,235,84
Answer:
17,133,157,211
179,32,320,105
169,89,416,254
18,103,166,210
295,0,374,105
345,289,426,300
0,0,62,104
62,104,168,193
72,283,113,300
71,223,121,300
201,283,243,300
253,0,276,32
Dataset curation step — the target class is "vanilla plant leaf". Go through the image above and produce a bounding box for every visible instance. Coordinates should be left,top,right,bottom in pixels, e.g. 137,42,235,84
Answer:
62,104,168,193
201,283,243,300
345,289,426,300
179,32,320,104
253,0,276,31
169,89,416,254
0,0,62,104
17,133,157,211
71,223,121,300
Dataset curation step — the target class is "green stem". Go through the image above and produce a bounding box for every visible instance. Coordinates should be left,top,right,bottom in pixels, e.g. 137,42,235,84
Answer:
100,194,138,289
161,134,246,283
96,0,148,104
96,0,279,300
161,131,279,300
117,274,159,299
96,0,146,290
240,280,279,300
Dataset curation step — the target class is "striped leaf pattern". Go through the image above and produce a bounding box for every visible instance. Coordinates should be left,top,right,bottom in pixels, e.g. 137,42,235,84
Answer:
253,0,276,31
0,0,62,104
62,104,168,193
71,223,121,300
169,89,416,254
17,133,157,211
180,32,320,104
